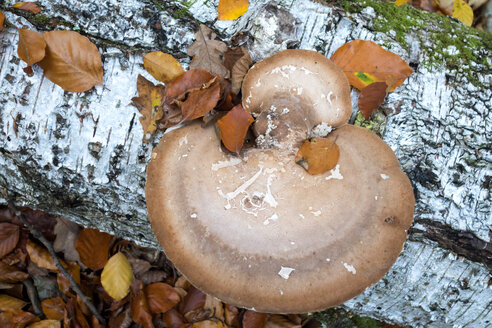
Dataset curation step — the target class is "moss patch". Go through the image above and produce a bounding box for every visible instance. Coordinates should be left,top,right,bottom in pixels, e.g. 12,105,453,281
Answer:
310,308,382,328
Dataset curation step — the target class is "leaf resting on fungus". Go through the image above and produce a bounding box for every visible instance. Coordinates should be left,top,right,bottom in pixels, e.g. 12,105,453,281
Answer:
38,30,103,92
295,138,340,175
17,29,46,66
330,39,412,91
217,104,255,153
187,25,229,78
218,0,249,20
101,252,134,301
143,51,184,83
358,81,388,119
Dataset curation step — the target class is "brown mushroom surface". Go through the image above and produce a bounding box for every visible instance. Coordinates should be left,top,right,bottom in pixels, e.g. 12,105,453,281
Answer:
146,122,415,313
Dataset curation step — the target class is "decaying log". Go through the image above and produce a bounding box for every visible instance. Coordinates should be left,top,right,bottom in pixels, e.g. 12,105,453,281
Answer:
0,0,490,327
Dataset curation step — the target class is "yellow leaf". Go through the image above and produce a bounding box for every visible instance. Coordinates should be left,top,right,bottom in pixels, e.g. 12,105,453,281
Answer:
143,51,184,83
101,252,134,301
218,0,249,20
452,0,473,26
393,0,410,5
0,294,27,311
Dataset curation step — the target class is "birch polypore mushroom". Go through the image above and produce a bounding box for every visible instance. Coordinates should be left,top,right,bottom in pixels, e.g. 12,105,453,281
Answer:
146,50,415,313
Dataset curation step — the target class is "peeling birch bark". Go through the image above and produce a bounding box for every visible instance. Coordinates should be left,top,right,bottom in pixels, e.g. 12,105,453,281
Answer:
0,0,490,327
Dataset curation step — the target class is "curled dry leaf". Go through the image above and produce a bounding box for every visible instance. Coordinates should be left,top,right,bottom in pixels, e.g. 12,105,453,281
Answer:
165,69,214,99
26,239,58,271
39,30,103,92
243,310,268,328
11,2,42,14
101,252,134,301
223,46,252,94
0,222,19,259
218,0,249,20
143,51,184,83
41,297,65,321
27,320,61,328
0,294,27,311
0,262,29,283
217,103,255,153
330,40,413,91
17,29,46,66
188,25,229,78
358,81,388,120
75,228,112,271
181,79,222,121
295,137,340,175
130,280,154,328
144,282,180,314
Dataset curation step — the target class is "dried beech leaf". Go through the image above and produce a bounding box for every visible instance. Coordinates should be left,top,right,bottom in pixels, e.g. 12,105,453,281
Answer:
452,0,473,26
224,304,239,327
130,280,153,328
53,218,80,263
358,82,388,120
41,297,65,321
17,29,46,66
0,262,28,283
204,294,224,321
143,51,184,83
0,223,19,259
264,315,301,328
393,0,410,5
187,25,229,77
224,46,252,94
243,310,268,328
218,0,249,20
26,240,58,271
144,282,180,314
0,11,4,30
38,30,103,92
11,2,42,14
131,74,166,140
0,294,27,311
217,104,255,153
128,258,151,278
57,261,80,295
163,308,185,328
179,286,206,314
330,40,412,91
75,228,112,271
27,319,61,328
109,305,132,328
295,138,340,175
165,69,214,99
192,320,227,328
182,80,222,121
0,309,36,327
101,252,134,301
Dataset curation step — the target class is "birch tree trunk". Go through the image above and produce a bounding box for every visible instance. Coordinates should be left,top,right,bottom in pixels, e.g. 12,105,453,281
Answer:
0,0,490,327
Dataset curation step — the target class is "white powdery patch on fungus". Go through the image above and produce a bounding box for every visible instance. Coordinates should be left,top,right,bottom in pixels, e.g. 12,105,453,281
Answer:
310,122,333,138
278,266,295,279
343,262,357,274
325,164,343,180
380,173,390,180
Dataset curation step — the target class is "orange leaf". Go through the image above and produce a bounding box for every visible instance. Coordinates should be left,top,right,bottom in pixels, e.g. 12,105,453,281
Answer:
131,280,154,328
41,297,65,321
75,228,112,270
38,31,103,92
0,223,19,259
330,40,412,91
243,310,268,328
0,294,27,311
17,29,46,66
0,262,29,283
26,239,58,271
165,69,214,99
143,51,184,83
12,2,42,14
0,309,37,327
358,82,388,120
27,320,61,328
0,11,5,30
217,104,255,153
218,0,249,20
144,282,180,314
181,80,222,121
295,137,340,175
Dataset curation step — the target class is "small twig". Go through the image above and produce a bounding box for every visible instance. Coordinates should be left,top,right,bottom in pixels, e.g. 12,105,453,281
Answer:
2,192,106,325
23,278,44,317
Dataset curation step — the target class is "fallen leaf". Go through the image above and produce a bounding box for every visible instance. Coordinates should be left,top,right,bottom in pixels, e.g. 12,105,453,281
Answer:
26,240,58,271
130,280,153,328
0,309,36,327
1,248,26,267
131,75,166,140
0,294,27,311
145,282,180,314
223,46,252,94
224,304,239,327
163,308,185,328
393,0,410,5
128,257,151,278
75,228,112,271
70,296,90,328
330,40,413,91
0,223,19,259
358,81,388,119
57,261,80,295
192,320,227,328
41,297,65,320
38,30,103,92
53,218,80,263
243,310,268,328
101,252,134,301
188,25,229,77
0,262,28,283
11,2,42,14
217,104,255,153
165,69,214,99
179,285,206,314
295,137,340,175
0,11,4,30
452,0,473,26
143,51,184,83
181,79,222,121
27,320,61,328
218,0,249,20
204,294,224,321
264,315,301,328
108,305,132,328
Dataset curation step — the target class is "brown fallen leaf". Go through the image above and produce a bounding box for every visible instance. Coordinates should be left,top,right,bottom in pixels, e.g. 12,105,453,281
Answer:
181,79,222,121
223,46,252,94
53,218,80,263
224,304,239,327
188,25,229,78
218,0,249,20
17,29,46,66
108,304,132,328
145,282,180,314
192,320,227,328
203,294,224,321
0,294,27,311
143,51,184,83
165,69,214,99
39,30,103,92
264,315,301,328
101,252,134,301
162,308,185,328
41,297,65,321
217,103,255,153
26,239,58,271
131,74,166,140
330,40,412,91
27,320,61,328
0,11,5,30
0,262,28,283
75,228,112,271
130,280,154,328
295,137,340,175
0,223,19,259
179,285,206,314
57,261,80,295
11,2,42,14
243,310,268,328
358,81,388,120
0,309,37,327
